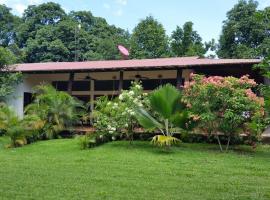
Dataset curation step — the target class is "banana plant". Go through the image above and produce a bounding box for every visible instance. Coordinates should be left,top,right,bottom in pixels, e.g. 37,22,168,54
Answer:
135,84,194,147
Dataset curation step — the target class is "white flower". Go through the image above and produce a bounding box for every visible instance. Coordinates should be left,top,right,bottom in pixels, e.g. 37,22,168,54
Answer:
109,130,113,134
143,93,148,96
112,136,116,141
125,123,128,127
119,94,123,100
129,91,134,96
135,84,141,89
242,111,250,119
130,111,135,116
107,102,111,106
114,103,118,106
138,103,143,107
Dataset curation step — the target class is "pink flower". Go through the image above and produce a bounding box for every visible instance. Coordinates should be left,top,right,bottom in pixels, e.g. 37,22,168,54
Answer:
239,75,257,86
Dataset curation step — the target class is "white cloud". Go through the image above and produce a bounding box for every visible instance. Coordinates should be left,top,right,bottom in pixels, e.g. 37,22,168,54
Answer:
114,8,123,16
0,0,8,4
27,0,42,4
115,0,127,6
258,0,269,9
14,3,27,15
103,3,111,9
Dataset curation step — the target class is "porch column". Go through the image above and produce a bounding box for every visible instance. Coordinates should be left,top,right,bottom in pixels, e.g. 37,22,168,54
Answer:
176,68,183,89
67,72,75,95
90,79,95,112
118,70,124,93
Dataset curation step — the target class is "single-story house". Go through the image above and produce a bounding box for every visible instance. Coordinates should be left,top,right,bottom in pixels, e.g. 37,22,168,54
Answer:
8,56,262,117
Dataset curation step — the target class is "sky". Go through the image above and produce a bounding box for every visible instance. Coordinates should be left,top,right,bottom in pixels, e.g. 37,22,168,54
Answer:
1,0,269,43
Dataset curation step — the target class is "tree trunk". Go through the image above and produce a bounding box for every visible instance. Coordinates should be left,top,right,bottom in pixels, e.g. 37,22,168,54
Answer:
225,135,231,152
216,135,223,152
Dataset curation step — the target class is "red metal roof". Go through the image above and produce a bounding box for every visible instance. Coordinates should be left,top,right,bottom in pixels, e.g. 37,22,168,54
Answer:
12,57,261,72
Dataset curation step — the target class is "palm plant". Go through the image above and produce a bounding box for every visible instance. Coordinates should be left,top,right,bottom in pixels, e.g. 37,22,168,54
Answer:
25,85,85,139
135,84,193,147
0,103,43,147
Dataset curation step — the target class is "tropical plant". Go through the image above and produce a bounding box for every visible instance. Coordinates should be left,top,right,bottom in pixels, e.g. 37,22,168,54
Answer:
93,81,147,143
25,84,85,139
0,103,43,147
183,74,265,151
135,84,193,148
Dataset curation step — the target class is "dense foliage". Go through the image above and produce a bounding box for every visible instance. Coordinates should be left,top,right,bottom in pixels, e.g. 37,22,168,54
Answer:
171,22,215,57
135,84,193,147
25,85,85,139
92,82,147,143
0,3,218,61
0,47,22,100
130,16,170,58
183,74,265,151
217,0,270,59
1,1,269,60
0,103,43,147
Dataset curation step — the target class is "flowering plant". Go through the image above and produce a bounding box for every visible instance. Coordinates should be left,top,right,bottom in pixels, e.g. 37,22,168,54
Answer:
183,74,265,151
93,81,149,142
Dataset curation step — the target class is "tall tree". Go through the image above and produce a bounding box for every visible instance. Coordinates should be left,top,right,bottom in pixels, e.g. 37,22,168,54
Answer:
16,2,66,48
19,2,130,62
0,4,21,47
171,22,210,57
0,47,22,100
217,0,269,58
130,16,169,59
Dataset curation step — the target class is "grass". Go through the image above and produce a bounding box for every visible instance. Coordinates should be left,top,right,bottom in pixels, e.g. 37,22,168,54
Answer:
0,137,270,200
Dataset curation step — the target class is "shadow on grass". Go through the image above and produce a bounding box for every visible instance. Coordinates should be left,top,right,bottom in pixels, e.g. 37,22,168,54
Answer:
105,140,270,158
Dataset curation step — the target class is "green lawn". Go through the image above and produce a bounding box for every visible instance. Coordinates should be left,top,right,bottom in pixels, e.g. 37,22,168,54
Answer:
0,137,270,200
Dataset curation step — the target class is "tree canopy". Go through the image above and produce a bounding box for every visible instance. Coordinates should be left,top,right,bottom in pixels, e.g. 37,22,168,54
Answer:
0,1,269,63
171,22,213,57
217,0,270,59
0,47,22,100
130,16,170,59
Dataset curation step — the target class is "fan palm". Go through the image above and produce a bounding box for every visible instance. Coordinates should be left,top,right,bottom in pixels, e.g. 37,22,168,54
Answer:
135,84,193,147
25,85,85,139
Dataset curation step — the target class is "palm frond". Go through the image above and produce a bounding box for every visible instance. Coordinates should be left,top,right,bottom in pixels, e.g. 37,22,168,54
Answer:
149,84,181,119
151,135,180,147
135,107,163,132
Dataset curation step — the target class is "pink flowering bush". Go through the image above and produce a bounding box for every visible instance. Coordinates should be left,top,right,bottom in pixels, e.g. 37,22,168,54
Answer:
183,74,265,151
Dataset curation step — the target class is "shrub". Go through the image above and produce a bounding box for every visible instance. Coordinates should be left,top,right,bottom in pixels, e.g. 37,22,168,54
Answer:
78,132,113,149
25,84,85,139
0,103,43,147
183,74,265,151
135,84,194,148
92,81,148,143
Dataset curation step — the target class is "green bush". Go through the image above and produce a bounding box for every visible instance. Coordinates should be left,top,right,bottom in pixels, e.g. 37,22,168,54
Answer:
93,81,148,143
183,74,265,151
78,132,113,149
135,84,194,148
0,103,43,147
26,84,86,139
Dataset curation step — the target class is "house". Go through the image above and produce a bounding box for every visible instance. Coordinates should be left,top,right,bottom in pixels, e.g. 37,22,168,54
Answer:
8,56,262,117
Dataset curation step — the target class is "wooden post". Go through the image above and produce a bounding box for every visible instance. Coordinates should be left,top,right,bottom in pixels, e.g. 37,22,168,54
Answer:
90,79,94,112
118,70,124,93
67,72,74,95
176,69,183,89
